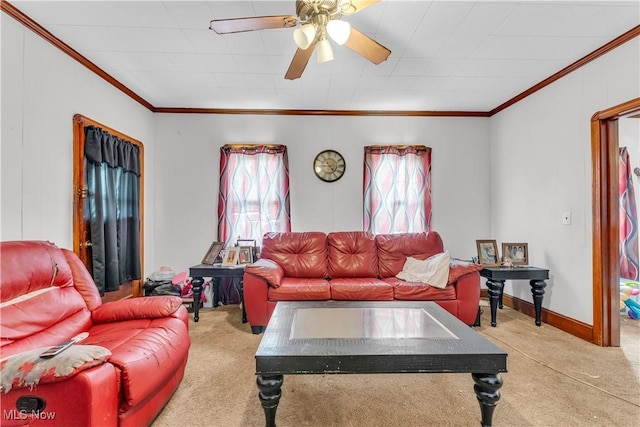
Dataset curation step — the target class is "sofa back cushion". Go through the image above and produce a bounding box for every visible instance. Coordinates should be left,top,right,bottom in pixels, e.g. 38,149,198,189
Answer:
0,241,94,357
261,232,328,278
327,232,378,278
376,231,445,278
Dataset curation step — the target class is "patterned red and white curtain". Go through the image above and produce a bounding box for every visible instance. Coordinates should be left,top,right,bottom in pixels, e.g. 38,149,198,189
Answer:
218,145,291,246
619,147,639,280
363,145,432,234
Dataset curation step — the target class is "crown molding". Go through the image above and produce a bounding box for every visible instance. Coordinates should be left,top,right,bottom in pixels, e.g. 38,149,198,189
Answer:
3,1,638,117
152,107,489,117
1,0,154,111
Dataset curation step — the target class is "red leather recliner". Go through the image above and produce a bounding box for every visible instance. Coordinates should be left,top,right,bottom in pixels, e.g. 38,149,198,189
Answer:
0,241,190,426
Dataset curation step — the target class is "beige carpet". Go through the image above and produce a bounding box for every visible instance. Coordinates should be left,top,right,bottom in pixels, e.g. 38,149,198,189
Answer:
153,302,640,427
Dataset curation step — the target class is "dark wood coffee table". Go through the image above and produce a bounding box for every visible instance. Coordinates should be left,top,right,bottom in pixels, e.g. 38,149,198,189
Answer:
255,301,507,427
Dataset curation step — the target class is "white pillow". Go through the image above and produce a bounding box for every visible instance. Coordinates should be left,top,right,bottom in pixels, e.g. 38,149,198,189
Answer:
396,251,451,289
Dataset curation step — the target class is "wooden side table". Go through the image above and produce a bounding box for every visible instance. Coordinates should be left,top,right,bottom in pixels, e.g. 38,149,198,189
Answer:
189,263,247,323
480,266,549,327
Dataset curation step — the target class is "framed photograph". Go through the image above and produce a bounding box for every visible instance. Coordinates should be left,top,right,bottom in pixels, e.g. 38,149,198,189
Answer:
201,241,224,265
502,243,529,265
236,239,256,248
238,246,254,264
222,247,239,266
476,240,499,266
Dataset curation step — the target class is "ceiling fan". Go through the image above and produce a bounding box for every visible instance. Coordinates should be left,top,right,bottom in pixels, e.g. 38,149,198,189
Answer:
209,0,391,80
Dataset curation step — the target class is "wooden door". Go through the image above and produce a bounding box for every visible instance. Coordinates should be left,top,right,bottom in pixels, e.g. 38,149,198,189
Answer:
73,114,144,301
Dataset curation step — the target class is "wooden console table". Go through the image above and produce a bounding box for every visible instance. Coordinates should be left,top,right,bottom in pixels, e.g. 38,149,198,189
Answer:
480,266,549,327
189,264,246,323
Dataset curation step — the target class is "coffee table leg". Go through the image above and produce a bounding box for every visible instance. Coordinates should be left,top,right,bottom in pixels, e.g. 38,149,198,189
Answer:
472,372,503,427
257,375,283,427
486,279,504,327
530,279,547,326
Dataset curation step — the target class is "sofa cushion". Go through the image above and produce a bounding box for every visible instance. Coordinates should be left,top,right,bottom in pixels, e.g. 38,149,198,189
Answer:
86,316,189,407
261,232,328,278
0,241,94,358
396,251,450,289
0,345,111,393
327,232,378,278
268,278,331,301
330,278,394,301
376,232,445,278
383,278,457,301
0,241,74,302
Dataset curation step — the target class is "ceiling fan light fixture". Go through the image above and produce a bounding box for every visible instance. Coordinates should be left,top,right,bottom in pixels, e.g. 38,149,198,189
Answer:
326,20,351,45
293,23,316,49
316,38,334,63
338,0,356,15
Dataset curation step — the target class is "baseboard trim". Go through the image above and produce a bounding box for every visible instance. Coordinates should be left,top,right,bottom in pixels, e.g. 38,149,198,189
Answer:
480,290,594,343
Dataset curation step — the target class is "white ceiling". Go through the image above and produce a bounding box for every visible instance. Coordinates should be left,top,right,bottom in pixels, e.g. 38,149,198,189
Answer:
8,0,640,112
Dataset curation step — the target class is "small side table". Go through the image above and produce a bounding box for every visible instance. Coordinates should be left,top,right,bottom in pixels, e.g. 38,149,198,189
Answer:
480,266,549,327
189,263,247,323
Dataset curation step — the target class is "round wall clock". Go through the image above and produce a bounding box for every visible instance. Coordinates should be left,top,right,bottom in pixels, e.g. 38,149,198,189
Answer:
313,149,346,182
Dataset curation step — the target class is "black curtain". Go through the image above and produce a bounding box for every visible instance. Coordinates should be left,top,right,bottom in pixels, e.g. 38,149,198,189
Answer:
84,125,141,295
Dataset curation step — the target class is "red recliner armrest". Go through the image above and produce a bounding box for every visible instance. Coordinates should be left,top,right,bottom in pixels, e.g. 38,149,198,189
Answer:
0,363,118,427
91,296,183,324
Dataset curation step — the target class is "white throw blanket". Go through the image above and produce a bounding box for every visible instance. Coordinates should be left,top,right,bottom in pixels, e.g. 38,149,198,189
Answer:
396,250,451,289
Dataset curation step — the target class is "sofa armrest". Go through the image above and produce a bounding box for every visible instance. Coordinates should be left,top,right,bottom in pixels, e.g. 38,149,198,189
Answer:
452,271,481,325
92,296,183,324
245,258,284,288
243,271,272,328
1,345,112,393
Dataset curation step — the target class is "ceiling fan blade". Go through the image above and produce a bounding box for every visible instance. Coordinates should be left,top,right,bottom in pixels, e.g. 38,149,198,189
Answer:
285,46,315,80
210,15,297,34
349,0,381,14
344,27,391,65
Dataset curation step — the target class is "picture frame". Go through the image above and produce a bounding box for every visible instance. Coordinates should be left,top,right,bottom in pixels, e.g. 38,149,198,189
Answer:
236,239,256,248
222,247,239,266
237,246,254,264
201,241,224,265
502,243,529,265
476,240,500,266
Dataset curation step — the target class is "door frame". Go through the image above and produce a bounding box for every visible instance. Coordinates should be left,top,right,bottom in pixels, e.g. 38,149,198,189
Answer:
72,114,145,298
591,97,640,346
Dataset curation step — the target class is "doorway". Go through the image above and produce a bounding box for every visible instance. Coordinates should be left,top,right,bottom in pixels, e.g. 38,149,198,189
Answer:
72,114,145,302
592,97,640,346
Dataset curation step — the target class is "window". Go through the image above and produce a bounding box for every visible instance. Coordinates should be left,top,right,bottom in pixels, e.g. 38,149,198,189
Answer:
363,145,432,234
218,145,291,246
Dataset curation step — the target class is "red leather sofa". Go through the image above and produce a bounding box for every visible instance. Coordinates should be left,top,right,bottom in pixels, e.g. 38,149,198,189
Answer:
243,231,481,333
0,241,190,426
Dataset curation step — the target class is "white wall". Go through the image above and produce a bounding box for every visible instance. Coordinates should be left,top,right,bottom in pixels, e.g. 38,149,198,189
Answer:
152,114,491,274
1,15,156,264
4,9,639,328
490,39,640,324
1,12,492,282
